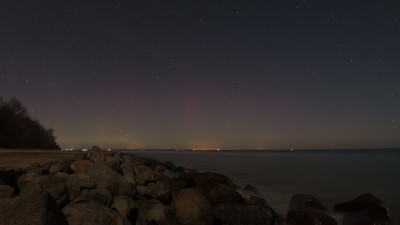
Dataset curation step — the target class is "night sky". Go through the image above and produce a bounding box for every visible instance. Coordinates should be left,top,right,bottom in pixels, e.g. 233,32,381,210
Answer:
1,1,399,149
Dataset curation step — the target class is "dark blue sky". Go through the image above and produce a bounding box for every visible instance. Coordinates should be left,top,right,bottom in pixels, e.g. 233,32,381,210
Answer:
1,0,399,149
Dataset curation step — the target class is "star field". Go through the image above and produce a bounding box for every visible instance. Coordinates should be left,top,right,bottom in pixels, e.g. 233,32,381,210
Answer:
1,1,399,149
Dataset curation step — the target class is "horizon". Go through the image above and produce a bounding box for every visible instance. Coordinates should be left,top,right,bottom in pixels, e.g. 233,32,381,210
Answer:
1,1,399,149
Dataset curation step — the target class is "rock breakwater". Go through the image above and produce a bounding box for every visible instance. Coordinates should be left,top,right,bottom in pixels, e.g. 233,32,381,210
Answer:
0,148,393,225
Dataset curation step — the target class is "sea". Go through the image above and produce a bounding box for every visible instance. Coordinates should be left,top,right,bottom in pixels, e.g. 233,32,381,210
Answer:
124,149,399,224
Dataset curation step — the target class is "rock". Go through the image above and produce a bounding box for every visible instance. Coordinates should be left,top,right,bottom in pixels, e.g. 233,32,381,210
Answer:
147,181,172,204
342,208,391,225
75,188,113,206
87,148,106,164
241,184,263,198
136,199,161,225
172,188,214,225
134,165,162,185
147,203,179,225
87,164,134,197
37,175,69,207
112,196,137,221
54,171,70,180
0,184,15,199
25,162,50,175
289,194,330,213
70,160,93,173
163,169,181,180
50,160,72,174
65,173,96,200
0,184,68,225
194,172,235,198
17,172,40,188
210,183,244,204
213,203,275,225
104,156,123,174
285,210,337,225
333,193,383,213
121,160,136,186
63,200,130,225
247,195,268,206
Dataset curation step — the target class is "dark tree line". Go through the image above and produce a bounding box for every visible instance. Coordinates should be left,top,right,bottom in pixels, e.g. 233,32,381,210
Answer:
0,97,60,149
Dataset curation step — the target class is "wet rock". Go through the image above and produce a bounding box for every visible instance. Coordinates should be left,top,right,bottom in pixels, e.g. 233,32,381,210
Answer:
241,184,262,198
0,184,68,225
289,194,330,213
63,200,130,225
65,173,96,200
333,193,383,213
147,203,179,225
0,184,15,199
112,196,137,221
285,210,337,225
70,160,93,173
75,188,113,206
136,199,161,225
247,195,268,206
172,188,214,225
342,207,391,225
213,203,275,225
194,172,235,198
87,164,134,197
210,183,244,204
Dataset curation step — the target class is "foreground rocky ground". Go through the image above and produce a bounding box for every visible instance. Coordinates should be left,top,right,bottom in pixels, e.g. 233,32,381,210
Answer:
0,148,393,225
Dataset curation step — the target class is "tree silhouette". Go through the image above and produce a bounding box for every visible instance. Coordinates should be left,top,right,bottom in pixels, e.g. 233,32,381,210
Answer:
0,97,60,149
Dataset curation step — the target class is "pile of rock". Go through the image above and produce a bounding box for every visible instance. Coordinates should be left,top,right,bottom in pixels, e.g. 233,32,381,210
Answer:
0,147,393,225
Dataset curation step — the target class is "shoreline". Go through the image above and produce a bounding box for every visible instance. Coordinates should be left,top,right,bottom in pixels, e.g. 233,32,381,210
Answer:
0,150,394,224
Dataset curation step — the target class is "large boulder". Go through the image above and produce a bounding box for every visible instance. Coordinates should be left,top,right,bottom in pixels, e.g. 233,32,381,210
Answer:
333,193,383,213
104,156,123,174
172,188,214,225
194,172,235,199
74,188,113,206
210,183,244,204
213,203,275,225
289,194,330,213
342,209,390,225
50,160,72,174
63,200,130,225
147,181,173,204
285,210,337,225
87,164,134,197
333,193,391,224
147,203,179,225
70,160,93,173
37,175,69,207
65,173,96,200
112,196,137,221
121,160,136,186
87,148,106,164
134,165,162,185
25,162,50,175
0,184,15,199
136,199,161,225
17,172,40,188
0,185,68,225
